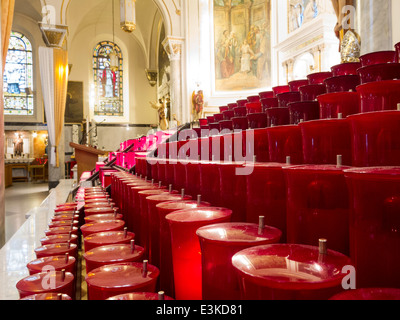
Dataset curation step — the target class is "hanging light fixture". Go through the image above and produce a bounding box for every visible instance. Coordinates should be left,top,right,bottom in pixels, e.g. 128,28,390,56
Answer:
109,0,119,71
120,0,136,33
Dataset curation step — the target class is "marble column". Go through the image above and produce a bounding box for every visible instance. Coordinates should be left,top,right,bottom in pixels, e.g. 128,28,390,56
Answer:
356,0,392,54
162,36,185,125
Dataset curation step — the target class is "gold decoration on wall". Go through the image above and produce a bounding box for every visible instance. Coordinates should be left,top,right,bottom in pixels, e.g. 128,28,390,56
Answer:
145,69,158,87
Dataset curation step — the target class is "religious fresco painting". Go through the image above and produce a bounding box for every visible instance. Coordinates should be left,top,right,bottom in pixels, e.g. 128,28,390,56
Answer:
213,0,271,92
93,41,124,117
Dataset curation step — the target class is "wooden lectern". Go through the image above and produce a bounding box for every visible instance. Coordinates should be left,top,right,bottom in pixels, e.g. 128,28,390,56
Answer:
69,143,107,181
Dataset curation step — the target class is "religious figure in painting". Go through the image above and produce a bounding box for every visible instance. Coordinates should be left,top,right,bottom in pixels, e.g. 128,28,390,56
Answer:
192,90,204,121
101,62,116,98
240,40,254,74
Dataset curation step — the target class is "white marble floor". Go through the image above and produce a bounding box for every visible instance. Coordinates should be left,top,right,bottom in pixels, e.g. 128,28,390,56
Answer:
5,182,50,243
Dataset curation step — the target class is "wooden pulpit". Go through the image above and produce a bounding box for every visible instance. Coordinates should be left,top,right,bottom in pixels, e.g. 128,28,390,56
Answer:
69,143,107,180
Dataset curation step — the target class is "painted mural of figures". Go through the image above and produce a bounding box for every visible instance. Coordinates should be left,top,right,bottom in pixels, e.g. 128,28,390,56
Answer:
257,24,270,80
221,36,235,79
240,40,254,73
215,30,230,79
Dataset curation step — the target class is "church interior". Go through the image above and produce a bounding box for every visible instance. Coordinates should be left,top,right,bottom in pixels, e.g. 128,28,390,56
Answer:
0,0,400,302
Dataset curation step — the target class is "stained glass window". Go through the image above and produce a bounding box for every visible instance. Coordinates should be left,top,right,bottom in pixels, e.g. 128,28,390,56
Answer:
3,31,34,116
93,41,124,117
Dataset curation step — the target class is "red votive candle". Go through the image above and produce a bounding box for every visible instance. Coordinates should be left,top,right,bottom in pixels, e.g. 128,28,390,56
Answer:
232,117,249,130
45,226,79,237
267,125,303,164
300,118,352,166
245,163,289,241
283,165,351,256
81,220,126,238
145,193,192,266
331,62,362,76
27,255,76,275
357,63,400,84
84,243,145,273
299,84,326,101
287,101,320,125
107,292,174,300
344,167,400,288
85,262,159,300
359,50,397,66
266,108,290,127
84,213,123,224
348,111,400,167
247,113,268,129
199,161,221,206
277,92,301,108
233,106,247,117
324,75,360,93
232,243,352,300
272,85,290,97
218,162,247,222
83,230,135,252
261,98,278,111
246,102,262,114
40,234,78,246
85,207,115,217
197,222,282,300
330,288,400,300
259,91,274,99
35,243,78,259
17,271,75,300
357,80,400,113
166,208,232,300
288,79,309,92
317,92,360,119
307,71,333,84
20,293,72,300
156,199,211,298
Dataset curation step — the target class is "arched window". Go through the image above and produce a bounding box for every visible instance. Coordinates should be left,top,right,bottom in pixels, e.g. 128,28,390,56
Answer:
93,41,124,117
3,31,34,116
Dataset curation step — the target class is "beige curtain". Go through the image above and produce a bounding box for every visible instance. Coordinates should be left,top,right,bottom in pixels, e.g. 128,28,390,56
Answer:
2,0,15,72
53,48,69,168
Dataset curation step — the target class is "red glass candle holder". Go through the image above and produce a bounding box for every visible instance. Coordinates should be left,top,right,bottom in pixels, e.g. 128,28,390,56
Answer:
145,193,192,267
330,288,400,300
84,243,145,273
324,75,360,93
107,292,174,300
85,207,115,217
27,255,76,275
232,243,352,300
357,63,400,84
359,50,397,66
199,118,208,126
287,101,320,125
277,92,301,108
35,243,78,259
245,163,289,241
40,234,78,246
250,128,270,163
344,167,400,288
83,230,135,252
84,213,123,224
266,108,290,127
55,205,77,213
222,110,235,120
233,106,247,117
348,111,400,167
207,116,215,124
85,262,160,300
247,95,260,103
81,220,126,238
237,99,248,107
166,208,232,300
272,85,290,97
16,271,75,300
228,103,238,110
307,72,333,85
197,222,282,300
214,113,224,122
218,162,247,223
45,226,79,237
219,120,233,132
299,84,326,101
317,92,360,119
219,106,228,113
261,98,278,111
20,293,72,300
331,62,362,76
246,102,262,114
288,79,309,92
156,200,211,298
259,91,274,99
48,220,79,229
300,119,352,166
283,165,351,255
199,161,221,206
232,117,249,130
267,125,303,164
247,113,268,129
